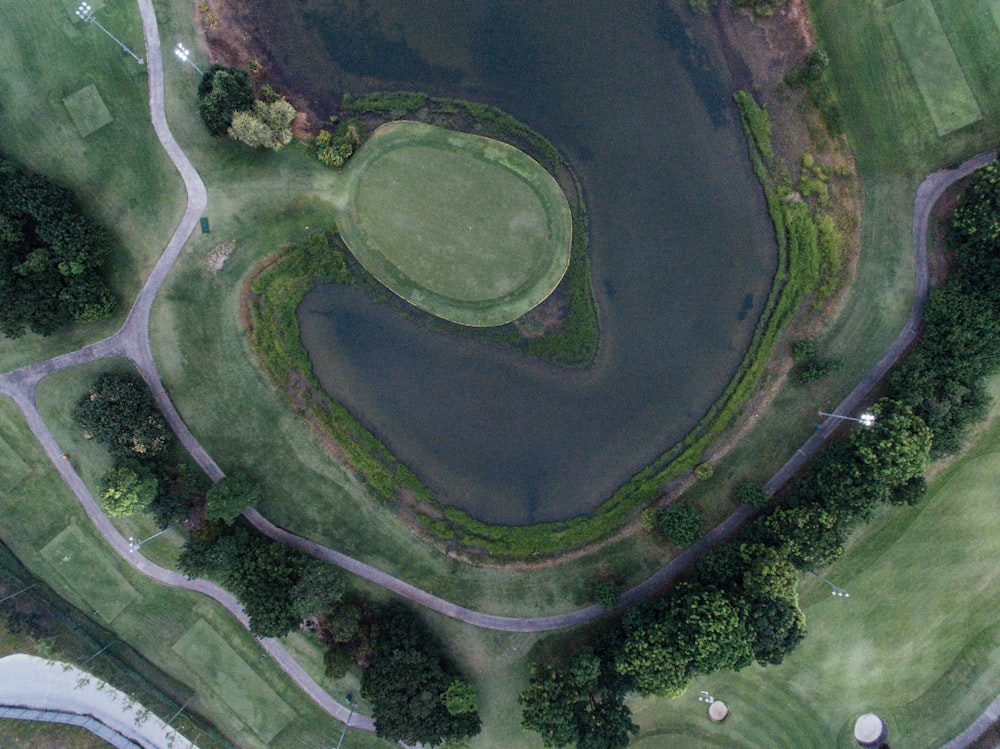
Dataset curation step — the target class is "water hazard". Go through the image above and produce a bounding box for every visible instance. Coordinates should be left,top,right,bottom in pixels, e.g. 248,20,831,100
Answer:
259,0,777,524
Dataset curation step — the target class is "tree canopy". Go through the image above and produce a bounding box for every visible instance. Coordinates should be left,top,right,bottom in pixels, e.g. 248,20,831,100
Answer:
361,605,481,745
73,373,169,461
100,462,158,518
204,473,259,524
0,159,115,338
197,65,255,136
228,98,295,150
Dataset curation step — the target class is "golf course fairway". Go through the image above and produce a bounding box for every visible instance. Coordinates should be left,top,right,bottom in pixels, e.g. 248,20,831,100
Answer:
335,121,573,326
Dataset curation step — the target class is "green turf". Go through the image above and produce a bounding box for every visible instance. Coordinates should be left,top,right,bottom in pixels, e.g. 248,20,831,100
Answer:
39,524,141,624
888,0,982,136
173,618,297,743
0,0,183,372
63,84,114,138
336,121,572,326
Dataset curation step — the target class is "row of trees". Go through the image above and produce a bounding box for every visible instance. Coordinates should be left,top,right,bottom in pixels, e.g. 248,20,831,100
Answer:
0,159,116,338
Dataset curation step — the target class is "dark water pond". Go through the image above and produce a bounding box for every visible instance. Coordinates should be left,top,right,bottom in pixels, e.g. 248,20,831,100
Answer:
260,0,777,524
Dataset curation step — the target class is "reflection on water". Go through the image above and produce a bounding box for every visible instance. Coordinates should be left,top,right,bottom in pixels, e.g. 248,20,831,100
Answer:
264,0,777,524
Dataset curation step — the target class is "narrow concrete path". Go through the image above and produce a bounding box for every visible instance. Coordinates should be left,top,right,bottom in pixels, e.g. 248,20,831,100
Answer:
0,0,995,741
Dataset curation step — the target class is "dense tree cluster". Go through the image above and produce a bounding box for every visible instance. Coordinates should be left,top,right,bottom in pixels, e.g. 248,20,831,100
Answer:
0,159,115,338
361,605,482,745
520,647,636,749
74,373,206,525
888,160,1000,456
179,521,345,637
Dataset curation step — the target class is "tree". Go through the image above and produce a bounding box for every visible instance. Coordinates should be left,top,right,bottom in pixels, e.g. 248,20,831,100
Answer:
362,605,481,745
228,98,295,150
204,473,259,524
290,558,346,620
520,648,636,749
73,374,169,461
325,602,363,643
848,399,931,493
0,159,115,338
442,679,478,716
759,504,846,569
100,462,158,517
658,503,702,546
197,65,254,136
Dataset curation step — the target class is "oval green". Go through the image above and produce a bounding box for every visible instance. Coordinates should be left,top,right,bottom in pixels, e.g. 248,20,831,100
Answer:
335,121,572,326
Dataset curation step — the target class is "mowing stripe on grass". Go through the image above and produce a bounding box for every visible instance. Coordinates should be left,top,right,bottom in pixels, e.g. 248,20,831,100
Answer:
39,524,140,624
0,432,30,493
173,619,296,743
888,0,982,136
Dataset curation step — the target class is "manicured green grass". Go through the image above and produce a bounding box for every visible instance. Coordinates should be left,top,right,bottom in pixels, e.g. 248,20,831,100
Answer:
0,396,391,749
40,524,141,624
630,376,1000,748
0,0,184,372
63,84,114,138
174,619,296,743
887,0,982,136
337,121,572,326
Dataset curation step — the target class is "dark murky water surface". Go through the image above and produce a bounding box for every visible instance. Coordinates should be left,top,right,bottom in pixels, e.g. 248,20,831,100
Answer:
259,0,776,523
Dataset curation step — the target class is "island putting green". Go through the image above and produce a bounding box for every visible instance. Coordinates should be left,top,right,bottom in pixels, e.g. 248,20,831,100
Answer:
335,121,572,326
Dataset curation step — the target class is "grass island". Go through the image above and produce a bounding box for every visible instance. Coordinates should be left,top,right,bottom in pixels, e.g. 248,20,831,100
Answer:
334,121,572,327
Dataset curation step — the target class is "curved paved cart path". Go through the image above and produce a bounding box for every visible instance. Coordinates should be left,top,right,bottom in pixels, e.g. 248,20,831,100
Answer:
0,0,995,741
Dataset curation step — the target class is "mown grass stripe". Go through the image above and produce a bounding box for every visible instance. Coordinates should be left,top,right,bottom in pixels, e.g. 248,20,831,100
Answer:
887,0,982,136
172,619,296,743
39,524,140,624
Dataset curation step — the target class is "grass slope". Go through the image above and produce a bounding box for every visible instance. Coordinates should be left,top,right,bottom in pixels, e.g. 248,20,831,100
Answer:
337,121,572,326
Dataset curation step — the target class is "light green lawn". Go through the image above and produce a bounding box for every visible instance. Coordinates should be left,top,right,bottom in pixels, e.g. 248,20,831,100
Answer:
0,0,184,371
338,121,571,325
630,379,1000,748
888,0,982,136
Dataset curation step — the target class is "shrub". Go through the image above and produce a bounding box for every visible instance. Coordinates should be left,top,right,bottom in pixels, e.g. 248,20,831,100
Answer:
735,481,768,509
640,507,662,532
791,339,817,363
694,462,715,480
593,580,622,610
659,503,703,546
